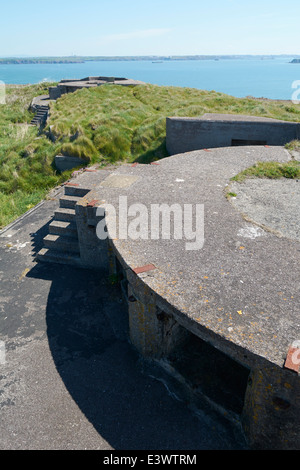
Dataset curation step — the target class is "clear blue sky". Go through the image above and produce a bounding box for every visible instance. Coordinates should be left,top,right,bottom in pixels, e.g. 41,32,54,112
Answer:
1,0,300,57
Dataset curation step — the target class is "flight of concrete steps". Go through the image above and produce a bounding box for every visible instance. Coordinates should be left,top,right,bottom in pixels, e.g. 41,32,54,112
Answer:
37,183,90,266
30,105,49,126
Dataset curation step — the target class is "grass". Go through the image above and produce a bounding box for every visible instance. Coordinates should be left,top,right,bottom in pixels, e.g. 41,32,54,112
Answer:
285,139,300,151
231,160,300,183
0,83,73,228
47,84,300,165
1,82,300,228
226,191,237,199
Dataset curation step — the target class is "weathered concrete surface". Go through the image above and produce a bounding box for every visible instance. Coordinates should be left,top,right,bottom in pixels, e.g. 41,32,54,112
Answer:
75,200,109,269
229,179,300,242
166,114,300,155
85,146,299,370
30,95,51,111
16,146,299,449
0,192,246,449
82,145,300,449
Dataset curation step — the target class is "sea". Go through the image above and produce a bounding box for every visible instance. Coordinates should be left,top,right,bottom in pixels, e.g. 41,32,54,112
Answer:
0,57,300,100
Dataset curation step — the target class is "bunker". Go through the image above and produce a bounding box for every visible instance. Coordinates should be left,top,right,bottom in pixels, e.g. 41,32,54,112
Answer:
37,144,300,450
49,76,146,100
166,113,300,155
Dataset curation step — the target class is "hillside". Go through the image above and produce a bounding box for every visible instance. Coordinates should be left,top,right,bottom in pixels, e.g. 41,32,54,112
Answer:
0,83,68,228
47,84,300,163
1,82,300,228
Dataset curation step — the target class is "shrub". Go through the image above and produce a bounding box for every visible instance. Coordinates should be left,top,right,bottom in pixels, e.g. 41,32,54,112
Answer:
60,136,97,162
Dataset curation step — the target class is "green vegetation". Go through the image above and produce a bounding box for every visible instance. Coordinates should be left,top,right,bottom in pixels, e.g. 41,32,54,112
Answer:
285,139,300,151
0,84,73,228
47,83,300,164
1,82,300,229
226,192,237,199
231,160,300,182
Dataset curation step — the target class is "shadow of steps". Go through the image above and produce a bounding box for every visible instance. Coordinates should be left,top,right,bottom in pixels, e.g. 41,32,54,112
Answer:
37,189,83,266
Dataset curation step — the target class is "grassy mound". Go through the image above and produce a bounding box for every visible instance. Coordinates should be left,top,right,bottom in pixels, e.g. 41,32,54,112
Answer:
0,84,71,228
1,82,300,228
48,84,300,165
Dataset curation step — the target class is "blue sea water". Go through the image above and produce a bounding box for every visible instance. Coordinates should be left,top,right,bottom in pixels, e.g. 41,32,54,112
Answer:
0,57,300,100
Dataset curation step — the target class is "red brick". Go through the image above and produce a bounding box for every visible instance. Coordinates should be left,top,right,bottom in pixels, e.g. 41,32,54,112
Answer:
133,264,156,274
284,347,300,373
87,199,99,207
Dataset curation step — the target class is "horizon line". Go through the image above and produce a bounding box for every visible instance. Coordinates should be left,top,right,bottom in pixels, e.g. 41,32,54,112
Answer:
1,53,300,59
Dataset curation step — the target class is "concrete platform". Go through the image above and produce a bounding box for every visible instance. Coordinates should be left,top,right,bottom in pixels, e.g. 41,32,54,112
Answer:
69,145,300,449
30,94,51,110
84,146,298,366
49,76,146,100
0,182,248,450
35,145,300,449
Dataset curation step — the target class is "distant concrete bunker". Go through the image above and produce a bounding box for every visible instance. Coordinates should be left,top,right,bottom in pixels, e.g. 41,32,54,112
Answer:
49,76,146,100
166,113,300,155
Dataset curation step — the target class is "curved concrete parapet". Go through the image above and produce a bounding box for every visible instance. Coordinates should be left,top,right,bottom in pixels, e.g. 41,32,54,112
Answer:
85,146,299,449
30,94,51,111
40,146,300,449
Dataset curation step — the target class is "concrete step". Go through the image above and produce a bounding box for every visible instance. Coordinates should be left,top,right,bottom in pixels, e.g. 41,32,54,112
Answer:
30,117,46,124
64,184,91,197
49,220,78,237
59,195,82,209
37,247,82,267
31,110,48,123
54,207,76,222
43,234,80,253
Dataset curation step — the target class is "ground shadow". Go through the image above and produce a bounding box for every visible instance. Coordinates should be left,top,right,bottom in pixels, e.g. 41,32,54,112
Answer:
27,261,246,450
29,217,53,256
134,140,168,164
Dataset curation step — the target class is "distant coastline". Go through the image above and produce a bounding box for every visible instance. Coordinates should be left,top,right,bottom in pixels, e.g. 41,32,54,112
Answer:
0,54,299,65
0,57,84,64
